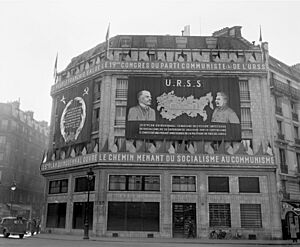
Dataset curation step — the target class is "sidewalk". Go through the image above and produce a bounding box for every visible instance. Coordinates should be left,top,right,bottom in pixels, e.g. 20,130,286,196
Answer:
33,233,300,245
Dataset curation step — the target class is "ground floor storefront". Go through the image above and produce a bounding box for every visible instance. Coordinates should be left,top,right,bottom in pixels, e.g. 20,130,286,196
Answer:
42,164,282,240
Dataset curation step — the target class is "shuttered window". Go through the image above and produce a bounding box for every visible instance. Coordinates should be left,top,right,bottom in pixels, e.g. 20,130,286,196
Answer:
240,204,262,228
239,80,250,101
209,203,231,227
116,79,128,98
241,108,252,129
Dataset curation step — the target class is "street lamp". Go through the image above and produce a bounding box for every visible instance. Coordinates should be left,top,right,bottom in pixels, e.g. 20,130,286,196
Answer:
10,182,16,216
83,168,94,240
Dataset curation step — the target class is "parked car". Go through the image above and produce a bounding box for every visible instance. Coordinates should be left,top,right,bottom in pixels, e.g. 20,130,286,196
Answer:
0,216,27,238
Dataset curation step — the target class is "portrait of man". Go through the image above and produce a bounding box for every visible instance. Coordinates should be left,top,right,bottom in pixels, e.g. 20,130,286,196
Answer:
211,91,240,124
127,90,156,121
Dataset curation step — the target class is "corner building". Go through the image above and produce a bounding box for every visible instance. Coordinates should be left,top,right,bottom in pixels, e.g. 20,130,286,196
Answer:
41,26,282,239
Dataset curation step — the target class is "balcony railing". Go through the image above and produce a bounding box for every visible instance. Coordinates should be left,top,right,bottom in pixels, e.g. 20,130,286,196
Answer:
292,112,299,122
277,133,285,140
271,78,300,100
280,164,288,174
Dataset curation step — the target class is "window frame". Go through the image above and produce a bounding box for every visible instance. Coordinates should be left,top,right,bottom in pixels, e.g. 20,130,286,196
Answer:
48,179,68,194
208,176,229,193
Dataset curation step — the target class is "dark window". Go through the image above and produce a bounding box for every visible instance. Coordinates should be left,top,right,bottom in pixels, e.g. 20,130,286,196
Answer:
172,176,196,192
208,177,229,192
239,177,260,193
297,153,300,173
49,179,68,194
109,175,160,191
92,108,100,132
74,177,95,192
209,203,231,227
107,202,159,231
72,202,93,229
240,204,262,228
46,203,67,228
277,120,283,134
93,79,101,101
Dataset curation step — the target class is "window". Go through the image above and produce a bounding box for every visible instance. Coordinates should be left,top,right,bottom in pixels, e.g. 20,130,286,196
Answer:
107,202,159,231
109,175,160,191
241,108,252,129
239,80,250,101
279,148,286,166
0,153,4,161
239,177,260,193
209,203,231,227
72,202,93,229
93,79,101,101
275,96,282,115
277,120,282,134
115,106,126,126
49,179,68,194
116,79,128,98
109,175,126,191
296,153,300,173
208,177,229,192
240,204,262,228
172,176,196,192
74,176,95,192
46,203,67,228
294,126,299,139
92,108,100,132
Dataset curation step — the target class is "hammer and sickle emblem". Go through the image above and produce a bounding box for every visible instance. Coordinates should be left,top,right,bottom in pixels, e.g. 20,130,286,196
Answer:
83,87,89,96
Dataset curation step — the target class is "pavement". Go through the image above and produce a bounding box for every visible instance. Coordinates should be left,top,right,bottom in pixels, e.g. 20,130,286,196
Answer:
32,232,300,245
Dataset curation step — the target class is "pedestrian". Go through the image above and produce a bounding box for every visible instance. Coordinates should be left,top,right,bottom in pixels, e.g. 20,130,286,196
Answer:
290,222,298,243
187,219,195,238
30,218,36,236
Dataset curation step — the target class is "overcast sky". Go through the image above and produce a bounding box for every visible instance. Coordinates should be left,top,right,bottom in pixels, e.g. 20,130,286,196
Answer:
0,0,299,123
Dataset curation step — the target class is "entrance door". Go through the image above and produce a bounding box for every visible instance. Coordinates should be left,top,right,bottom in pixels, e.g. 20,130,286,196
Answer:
172,203,196,238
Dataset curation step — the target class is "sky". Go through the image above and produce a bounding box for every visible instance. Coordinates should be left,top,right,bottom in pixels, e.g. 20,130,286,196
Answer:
0,0,300,123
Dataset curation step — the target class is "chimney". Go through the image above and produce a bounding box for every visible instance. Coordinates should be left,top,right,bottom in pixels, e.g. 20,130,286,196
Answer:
183,25,190,36
292,63,300,72
213,26,242,38
11,101,20,110
25,111,34,119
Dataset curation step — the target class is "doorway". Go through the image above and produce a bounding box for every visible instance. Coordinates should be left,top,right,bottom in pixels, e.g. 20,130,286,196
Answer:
172,203,196,238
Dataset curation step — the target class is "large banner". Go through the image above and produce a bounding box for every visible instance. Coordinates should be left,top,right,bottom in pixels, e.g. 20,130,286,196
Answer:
54,81,93,148
125,76,241,141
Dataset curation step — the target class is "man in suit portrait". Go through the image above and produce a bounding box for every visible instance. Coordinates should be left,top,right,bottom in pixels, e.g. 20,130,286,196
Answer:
127,90,156,121
211,91,240,124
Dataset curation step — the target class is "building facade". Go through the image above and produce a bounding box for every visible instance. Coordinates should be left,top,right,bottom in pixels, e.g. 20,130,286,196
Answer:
41,26,282,239
0,101,49,219
268,56,300,239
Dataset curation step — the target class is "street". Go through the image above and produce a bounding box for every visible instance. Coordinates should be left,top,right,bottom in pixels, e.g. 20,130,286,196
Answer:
0,233,299,247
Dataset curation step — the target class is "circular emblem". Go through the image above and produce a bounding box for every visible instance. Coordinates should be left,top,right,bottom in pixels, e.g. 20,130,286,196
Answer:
60,97,86,143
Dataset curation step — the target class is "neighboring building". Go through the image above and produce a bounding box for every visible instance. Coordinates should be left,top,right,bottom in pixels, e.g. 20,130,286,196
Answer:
0,101,49,219
268,56,300,239
41,26,282,239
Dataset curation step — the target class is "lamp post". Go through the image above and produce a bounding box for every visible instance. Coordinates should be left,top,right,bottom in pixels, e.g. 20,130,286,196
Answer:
83,168,94,240
10,182,16,216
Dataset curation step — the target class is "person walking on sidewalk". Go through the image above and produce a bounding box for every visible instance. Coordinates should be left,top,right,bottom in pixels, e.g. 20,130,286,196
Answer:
290,222,298,243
